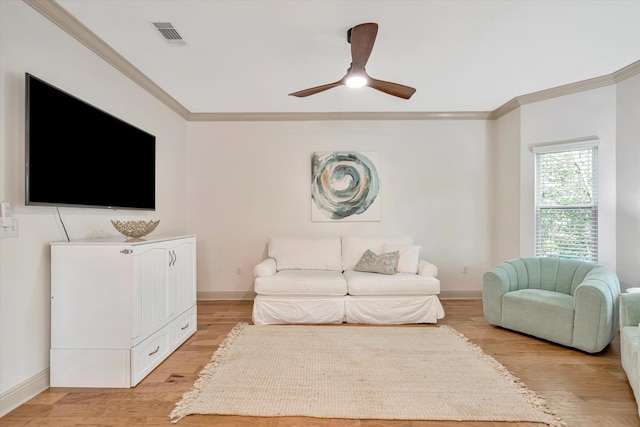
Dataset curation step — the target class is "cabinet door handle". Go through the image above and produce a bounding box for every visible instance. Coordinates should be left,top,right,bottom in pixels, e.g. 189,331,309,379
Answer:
149,346,160,356
168,250,175,267
172,250,177,266
181,322,189,330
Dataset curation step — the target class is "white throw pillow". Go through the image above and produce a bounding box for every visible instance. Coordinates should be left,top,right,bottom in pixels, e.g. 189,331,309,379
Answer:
383,244,421,274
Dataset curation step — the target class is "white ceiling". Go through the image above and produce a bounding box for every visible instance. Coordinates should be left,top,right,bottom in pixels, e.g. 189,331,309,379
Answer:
54,0,640,114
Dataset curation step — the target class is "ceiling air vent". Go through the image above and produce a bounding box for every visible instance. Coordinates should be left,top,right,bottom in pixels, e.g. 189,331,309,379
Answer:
150,21,186,45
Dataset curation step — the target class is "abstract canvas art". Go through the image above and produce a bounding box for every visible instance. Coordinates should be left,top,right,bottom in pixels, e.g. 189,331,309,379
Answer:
311,151,381,221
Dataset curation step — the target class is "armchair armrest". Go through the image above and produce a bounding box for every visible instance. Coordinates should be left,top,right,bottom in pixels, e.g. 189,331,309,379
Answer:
573,278,620,353
621,293,640,328
482,267,512,326
254,258,277,278
418,260,438,277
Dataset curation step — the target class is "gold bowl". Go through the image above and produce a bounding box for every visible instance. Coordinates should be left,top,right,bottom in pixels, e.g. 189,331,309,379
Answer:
111,220,160,239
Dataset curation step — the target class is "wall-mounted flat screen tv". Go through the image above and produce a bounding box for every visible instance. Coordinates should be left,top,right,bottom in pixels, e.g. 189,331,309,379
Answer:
25,73,156,210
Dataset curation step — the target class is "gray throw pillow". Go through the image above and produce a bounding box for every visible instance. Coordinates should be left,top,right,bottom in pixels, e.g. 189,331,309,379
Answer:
354,249,400,275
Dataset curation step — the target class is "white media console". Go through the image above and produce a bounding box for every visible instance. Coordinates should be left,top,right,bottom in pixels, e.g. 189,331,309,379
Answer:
50,235,197,387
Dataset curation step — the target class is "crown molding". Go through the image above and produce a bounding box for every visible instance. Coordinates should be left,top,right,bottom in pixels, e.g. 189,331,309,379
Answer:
187,111,491,121
489,74,616,120
23,0,191,119
26,1,640,122
613,59,640,82
489,59,640,120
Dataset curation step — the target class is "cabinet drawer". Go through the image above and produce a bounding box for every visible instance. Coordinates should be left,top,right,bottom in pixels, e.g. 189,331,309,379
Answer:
131,328,170,386
172,305,197,347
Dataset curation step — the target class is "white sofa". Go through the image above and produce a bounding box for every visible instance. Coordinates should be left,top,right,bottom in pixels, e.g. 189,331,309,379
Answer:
252,236,445,325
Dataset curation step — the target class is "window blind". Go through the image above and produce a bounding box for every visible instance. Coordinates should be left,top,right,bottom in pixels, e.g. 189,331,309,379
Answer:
535,146,598,262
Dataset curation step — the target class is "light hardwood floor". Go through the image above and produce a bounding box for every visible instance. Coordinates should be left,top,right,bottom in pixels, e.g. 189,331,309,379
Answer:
1,299,638,427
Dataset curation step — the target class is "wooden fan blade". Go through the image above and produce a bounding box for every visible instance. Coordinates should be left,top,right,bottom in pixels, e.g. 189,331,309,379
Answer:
350,23,378,71
288,79,344,97
367,77,416,99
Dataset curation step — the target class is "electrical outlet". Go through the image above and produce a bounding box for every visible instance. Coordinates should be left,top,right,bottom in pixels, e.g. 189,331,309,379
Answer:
0,218,18,238
236,267,242,275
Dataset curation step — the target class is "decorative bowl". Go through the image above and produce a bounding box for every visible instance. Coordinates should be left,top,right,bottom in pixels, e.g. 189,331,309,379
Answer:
111,220,160,239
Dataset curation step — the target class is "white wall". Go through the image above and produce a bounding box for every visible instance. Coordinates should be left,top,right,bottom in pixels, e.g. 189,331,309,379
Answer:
487,109,521,266
519,86,618,269
616,73,640,290
187,120,491,298
0,0,188,412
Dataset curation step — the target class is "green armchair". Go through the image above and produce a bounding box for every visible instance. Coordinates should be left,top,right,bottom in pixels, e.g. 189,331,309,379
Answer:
483,257,620,353
620,292,640,415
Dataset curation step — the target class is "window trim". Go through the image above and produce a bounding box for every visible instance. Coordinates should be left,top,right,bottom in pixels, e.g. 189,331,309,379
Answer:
529,135,599,154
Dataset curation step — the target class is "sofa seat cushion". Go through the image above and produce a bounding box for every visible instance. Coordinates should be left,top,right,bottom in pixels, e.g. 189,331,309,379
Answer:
343,270,440,296
502,289,574,347
254,270,347,296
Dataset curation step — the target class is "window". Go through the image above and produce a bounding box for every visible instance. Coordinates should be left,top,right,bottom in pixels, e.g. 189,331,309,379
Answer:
534,144,598,262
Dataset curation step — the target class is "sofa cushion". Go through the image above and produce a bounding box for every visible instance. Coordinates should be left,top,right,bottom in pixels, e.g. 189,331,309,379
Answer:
502,289,574,347
254,270,348,296
342,235,414,271
268,237,342,271
354,250,399,275
383,244,421,274
344,270,440,296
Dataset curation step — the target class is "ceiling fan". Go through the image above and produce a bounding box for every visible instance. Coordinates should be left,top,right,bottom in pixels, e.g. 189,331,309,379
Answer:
288,22,416,100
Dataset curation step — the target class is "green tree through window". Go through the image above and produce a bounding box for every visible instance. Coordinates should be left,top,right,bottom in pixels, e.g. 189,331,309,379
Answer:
535,146,598,262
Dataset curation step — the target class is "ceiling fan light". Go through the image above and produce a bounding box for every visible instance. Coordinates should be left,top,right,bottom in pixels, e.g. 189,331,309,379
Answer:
345,75,367,88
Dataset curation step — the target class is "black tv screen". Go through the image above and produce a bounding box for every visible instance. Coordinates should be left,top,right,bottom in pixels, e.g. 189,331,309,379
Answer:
25,73,156,210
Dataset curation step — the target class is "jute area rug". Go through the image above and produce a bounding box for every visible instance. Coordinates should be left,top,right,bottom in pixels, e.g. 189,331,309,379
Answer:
170,323,565,426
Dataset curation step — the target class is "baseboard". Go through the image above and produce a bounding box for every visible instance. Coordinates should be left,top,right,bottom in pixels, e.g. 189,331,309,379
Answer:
0,368,49,417
198,291,256,301
197,290,482,301
439,290,482,300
